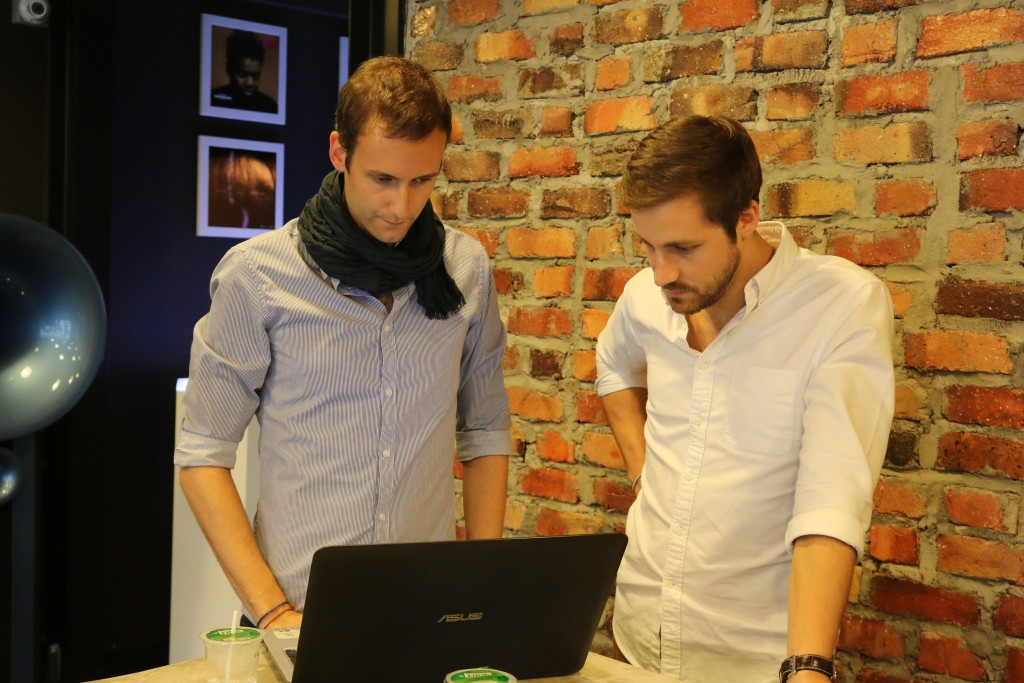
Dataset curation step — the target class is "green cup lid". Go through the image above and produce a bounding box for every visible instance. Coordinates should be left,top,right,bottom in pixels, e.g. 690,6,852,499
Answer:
202,626,262,643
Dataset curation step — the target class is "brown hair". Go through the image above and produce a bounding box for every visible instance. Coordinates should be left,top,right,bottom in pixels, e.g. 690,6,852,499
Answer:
334,56,452,165
622,115,762,240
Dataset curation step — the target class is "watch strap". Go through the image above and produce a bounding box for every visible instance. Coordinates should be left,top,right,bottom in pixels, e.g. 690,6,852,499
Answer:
779,654,836,682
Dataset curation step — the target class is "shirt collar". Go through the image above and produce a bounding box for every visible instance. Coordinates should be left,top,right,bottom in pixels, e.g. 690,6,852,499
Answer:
743,221,797,312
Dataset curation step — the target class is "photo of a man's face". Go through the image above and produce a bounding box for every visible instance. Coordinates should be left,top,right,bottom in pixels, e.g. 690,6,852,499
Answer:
200,15,287,124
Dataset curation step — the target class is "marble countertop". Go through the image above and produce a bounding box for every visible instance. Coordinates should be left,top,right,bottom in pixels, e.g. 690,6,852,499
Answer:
85,650,677,682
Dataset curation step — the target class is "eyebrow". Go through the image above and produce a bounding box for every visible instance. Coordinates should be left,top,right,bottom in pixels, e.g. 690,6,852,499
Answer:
365,168,440,182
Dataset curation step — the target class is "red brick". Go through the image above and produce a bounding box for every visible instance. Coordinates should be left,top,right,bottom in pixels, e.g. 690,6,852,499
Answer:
447,74,503,103
842,19,897,66
945,386,1024,430
937,533,1024,584
502,346,521,372
871,575,980,625
412,40,464,71
945,486,1017,533
431,190,459,220
529,348,564,378
936,276,1024,321
492,268,525,297
451,115,465,144
873,478,926,518
587,226,624,259
680,0,758,31
855,669,927,683
582,432,625,470
411,5,436,37
847,0,922,11
509,146,579,178
523,0,579,14
748,128,814,165
938,431,1024,481
875,179,936,217
773,0,828,22
507,386,563,421
533,266,574,298
839,71,929,116
443,150,501,181
472,108,531,139
584,96,656,135
458,228,499,257
671,84,757,120
766,83,820,120
541,188,611,219
643,41,723,82
835,122,932,163
962,61,1024,103
476,29,536,63
582,308,611,339
904,329,1013,374
885,431,920,470
869,525,919,565
518,64,584,98
885,281,914,319
961,168,1024,212
448,0,500,26
958,119,1019,159
917,631,986,681
837,613,906,659
1012,647,1024,683
946,223,1007,265
593,478,635,512
506,227,575,259
766,180,856,217
893,380,930,421
467,187,529,217
594,7,664,45
596,56,631,91
507,307,572,338
535,429,575,463
583,268,641,300
540,106,574,137
577,389,609,425
520,466,579,502
550,23,584,56
536,507,604,536
830,229,921,266
573,349,597,381
994,593,1024,637
918,8,1024,59
736,32,828,71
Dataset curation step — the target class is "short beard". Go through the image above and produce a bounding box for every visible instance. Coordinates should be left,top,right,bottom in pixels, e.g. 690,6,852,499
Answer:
661,245,741,315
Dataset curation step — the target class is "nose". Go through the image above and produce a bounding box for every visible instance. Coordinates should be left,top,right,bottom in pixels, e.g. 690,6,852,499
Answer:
386,184,413,221
649,252,679,288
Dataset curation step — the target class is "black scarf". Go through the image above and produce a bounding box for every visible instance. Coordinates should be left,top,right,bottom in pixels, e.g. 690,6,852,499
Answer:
297,171,465,320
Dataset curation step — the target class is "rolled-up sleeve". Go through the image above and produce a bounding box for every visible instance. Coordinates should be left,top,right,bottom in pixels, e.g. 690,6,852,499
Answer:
596,275,649,397
174,247,271,469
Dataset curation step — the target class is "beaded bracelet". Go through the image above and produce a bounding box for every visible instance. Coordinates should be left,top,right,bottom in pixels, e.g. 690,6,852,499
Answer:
256,600,292,629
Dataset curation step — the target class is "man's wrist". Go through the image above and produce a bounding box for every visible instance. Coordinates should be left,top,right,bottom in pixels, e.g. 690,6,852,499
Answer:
779,654,836,682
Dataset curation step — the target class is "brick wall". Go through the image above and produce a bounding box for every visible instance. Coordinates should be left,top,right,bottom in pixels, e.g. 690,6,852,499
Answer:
407,0,1024,679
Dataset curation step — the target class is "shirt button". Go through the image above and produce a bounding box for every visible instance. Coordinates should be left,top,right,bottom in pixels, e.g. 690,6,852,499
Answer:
693,417,703,427
378,513,386,520
686,472,695,481
699,361,709,370
384,388,393,397
383,323,392,332
673,526,684,536
383,449,391,458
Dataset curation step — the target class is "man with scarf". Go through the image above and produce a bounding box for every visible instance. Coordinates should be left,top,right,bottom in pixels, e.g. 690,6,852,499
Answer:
175,56,514,631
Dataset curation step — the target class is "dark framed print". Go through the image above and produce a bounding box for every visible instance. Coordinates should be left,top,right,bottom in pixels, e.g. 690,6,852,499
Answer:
197,136,285,238
200,14,287,124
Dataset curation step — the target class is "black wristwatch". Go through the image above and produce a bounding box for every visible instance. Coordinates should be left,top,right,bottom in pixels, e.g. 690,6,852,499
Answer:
779,654,837,682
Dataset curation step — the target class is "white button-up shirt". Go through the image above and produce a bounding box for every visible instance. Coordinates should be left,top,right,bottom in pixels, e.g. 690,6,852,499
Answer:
596,224,894,681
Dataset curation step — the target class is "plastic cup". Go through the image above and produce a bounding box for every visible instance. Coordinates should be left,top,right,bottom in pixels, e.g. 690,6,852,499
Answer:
200,626,263,683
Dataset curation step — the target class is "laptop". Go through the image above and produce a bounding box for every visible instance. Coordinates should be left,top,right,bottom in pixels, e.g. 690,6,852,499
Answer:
263,533,628,682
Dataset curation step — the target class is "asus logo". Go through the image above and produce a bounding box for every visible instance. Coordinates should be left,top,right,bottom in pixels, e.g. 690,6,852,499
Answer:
437,612,483,623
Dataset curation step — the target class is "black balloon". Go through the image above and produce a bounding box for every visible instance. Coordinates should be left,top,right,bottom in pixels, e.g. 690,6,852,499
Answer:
0,214,106,440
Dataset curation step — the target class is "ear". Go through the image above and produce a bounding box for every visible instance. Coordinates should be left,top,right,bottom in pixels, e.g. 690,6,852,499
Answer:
328,131,347,173
735,199,760,240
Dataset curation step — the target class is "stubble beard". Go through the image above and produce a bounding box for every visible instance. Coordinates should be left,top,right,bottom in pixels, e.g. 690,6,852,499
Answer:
661,246,741,315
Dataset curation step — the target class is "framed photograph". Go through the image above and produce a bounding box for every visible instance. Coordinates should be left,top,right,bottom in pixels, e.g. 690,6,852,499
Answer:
197,136,285,238
200,14,287,124
339,36,350,90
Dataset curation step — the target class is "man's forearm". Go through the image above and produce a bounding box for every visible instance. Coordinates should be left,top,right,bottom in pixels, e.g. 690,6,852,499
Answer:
600,387,649,483
786,535,857,681
178,466,299,626
461,455,509,539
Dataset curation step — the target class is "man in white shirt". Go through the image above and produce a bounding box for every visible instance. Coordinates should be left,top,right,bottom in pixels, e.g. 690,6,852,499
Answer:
596,115,895,682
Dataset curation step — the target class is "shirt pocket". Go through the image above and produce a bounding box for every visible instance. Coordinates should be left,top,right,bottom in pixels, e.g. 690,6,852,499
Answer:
725,365,797,455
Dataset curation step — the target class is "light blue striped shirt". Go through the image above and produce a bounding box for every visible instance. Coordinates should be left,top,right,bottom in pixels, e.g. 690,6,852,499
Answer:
174,220,513,609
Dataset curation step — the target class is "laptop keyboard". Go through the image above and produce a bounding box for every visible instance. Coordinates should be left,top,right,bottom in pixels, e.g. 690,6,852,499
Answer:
286,648,298,664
